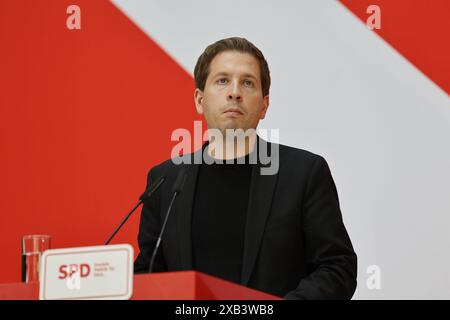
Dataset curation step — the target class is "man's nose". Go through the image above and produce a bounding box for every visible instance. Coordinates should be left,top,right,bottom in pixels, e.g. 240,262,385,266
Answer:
227,82,242,101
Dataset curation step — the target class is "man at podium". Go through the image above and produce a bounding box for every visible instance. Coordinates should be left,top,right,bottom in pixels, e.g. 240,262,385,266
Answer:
134,37,357,300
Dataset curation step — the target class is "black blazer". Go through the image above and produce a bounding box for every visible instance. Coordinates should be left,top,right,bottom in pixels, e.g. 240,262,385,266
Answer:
134,137,357,299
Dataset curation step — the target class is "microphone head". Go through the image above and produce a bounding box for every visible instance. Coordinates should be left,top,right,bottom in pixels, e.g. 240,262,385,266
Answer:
172,166,187,194
139,176,165,202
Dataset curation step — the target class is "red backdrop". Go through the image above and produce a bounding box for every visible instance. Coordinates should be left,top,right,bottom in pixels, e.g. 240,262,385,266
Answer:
341,0,449,94
0,0,201,283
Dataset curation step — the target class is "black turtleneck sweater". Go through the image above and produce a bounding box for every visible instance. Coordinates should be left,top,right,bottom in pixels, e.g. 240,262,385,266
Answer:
191,151,253,284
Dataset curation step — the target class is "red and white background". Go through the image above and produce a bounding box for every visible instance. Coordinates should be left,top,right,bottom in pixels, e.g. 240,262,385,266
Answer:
0,0,449,299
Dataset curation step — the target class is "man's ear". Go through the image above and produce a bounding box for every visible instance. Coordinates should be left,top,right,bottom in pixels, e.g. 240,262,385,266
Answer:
260,95,270,119
194,89,204,115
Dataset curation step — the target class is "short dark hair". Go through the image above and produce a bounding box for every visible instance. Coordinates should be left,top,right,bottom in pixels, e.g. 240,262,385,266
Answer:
194,37,271,96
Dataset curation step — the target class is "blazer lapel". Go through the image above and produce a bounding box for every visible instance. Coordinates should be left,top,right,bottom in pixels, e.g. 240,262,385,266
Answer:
175,148,202,270
241,138,279,286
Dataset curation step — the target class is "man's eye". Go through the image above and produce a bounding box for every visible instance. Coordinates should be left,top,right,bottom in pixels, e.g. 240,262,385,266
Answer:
244,80,254,87
217,78,228,84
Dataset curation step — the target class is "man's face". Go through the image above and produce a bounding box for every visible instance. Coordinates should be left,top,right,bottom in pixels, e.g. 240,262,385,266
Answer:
194,51,269,134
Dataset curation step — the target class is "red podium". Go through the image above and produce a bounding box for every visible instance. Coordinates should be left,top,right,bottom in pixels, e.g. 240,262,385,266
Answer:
0,271,281,300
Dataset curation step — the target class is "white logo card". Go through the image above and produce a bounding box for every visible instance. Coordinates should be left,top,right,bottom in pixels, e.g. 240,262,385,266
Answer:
39,244,133,300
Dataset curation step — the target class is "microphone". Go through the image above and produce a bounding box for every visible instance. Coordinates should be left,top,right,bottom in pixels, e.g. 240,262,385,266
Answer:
148,166,187,273
104,175,165,245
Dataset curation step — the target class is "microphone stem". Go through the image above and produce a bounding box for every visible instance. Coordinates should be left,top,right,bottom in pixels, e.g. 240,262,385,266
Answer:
104,199,143,245
148,191,178,273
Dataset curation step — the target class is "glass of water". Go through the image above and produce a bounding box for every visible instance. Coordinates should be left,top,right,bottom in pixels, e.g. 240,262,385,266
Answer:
21,235,51,283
